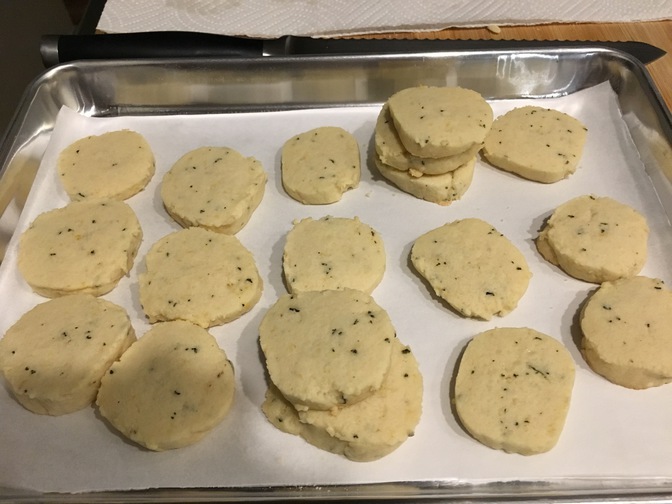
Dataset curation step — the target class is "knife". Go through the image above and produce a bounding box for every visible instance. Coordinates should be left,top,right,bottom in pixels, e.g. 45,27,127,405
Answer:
40,31,667,67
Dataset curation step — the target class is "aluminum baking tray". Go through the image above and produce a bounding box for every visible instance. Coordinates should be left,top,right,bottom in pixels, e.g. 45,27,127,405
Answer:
1,48,672,502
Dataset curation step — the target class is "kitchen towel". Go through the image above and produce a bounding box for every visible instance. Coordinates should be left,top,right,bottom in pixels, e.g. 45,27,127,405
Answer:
98,0,672,38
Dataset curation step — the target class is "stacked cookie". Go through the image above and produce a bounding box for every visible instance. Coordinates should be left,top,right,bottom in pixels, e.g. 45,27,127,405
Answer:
374,86,493,205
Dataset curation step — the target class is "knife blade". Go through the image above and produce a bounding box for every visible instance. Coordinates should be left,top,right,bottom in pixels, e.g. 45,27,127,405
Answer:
40,31,667,67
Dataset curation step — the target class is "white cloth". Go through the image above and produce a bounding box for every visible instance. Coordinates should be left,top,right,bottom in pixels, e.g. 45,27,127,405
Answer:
98,0,672,38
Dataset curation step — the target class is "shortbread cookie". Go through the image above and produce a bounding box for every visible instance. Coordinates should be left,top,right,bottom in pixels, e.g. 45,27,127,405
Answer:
0,295,135,415
375,103,481,175
263,338,422,462
281,126,360,204
536,195,649,283
482,106,587,183
374,154,475,205
411,218,531,319
283,216,385,294
161,146,266,234
454,327,575,455
259,289,395,411
96,320,235,451
387,86,493,158
580,276,672,389
57,130,155,201
138,227,262,328
18,200,142,297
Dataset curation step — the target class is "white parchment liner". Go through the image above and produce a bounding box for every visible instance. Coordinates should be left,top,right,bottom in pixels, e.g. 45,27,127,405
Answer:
1,82,672,494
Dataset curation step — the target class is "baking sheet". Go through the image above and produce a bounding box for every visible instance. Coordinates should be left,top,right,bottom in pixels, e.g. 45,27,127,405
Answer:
1,81,672,495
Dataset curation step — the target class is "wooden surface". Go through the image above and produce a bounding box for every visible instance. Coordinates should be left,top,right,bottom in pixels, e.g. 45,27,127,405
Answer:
364,20,672,110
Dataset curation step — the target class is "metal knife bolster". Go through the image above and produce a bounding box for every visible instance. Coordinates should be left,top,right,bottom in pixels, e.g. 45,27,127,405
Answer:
40,32,666,67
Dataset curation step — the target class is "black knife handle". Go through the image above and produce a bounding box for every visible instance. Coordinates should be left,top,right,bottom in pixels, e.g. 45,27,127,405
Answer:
41,31,265,67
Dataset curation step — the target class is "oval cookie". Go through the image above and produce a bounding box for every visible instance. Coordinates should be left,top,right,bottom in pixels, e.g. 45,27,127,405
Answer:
282,216,386,294
580,276,672,389
411,218,531,319
454,327,575,455
482,106,587,183
374,153,475,206
263,338,422,462
17,200,142,297
57,130,155,201
161,146,266,234
0,295,135,415
96,320,235,451
387,86,493,158
138,227,262,328
536,195,649,283
281,126,360,204
259,289,395,411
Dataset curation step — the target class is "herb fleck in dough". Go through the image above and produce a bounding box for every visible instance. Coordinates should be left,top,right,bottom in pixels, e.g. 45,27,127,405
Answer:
454,327,575,455
138,227,262,328
411,218,531,319
96,320,235,451
580,276,672,389
57,129,155,201
482,106,587,183
281,126,360,204
259,289,395,411
17,200,143,297
387,86,493,158
161,146,267,234
0,294,135,415
536,195,649,283
283,216,386,294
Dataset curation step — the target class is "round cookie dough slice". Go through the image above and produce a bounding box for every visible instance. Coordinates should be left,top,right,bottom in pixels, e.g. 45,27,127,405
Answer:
138,227,262,328
0,295,135,415
18,200,142,297
263,338,422,462
387,86,493,158
57,130,155,201
281,126,360,204
454,327,575,455
374,153,475,206
375,102,481,175
259,289,395,411
580,276,672,389
283,216,385,294
482,106,587,183
96,320,235,451
161,146,267,234
536,195,649,283
411,218,531,319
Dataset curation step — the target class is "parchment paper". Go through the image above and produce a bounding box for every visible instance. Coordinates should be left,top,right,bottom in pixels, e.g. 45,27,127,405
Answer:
2,82,672,494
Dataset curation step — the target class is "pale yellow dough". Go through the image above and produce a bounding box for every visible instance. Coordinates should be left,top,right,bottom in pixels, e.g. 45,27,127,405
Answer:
283,216,386,294
262,338,422,462
537,195,649,283
17,200,142,297
0,295,135,415
281,126,360,204
580,276,672,389
161,146,266,234
374,154,475,205
387,86,492,158
454,327,575,455
138,227,262,328
259,289,395,411
375,102,481,175
411,218,531,319
96,320,235,451
482,106,587,183
57,130,155,201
